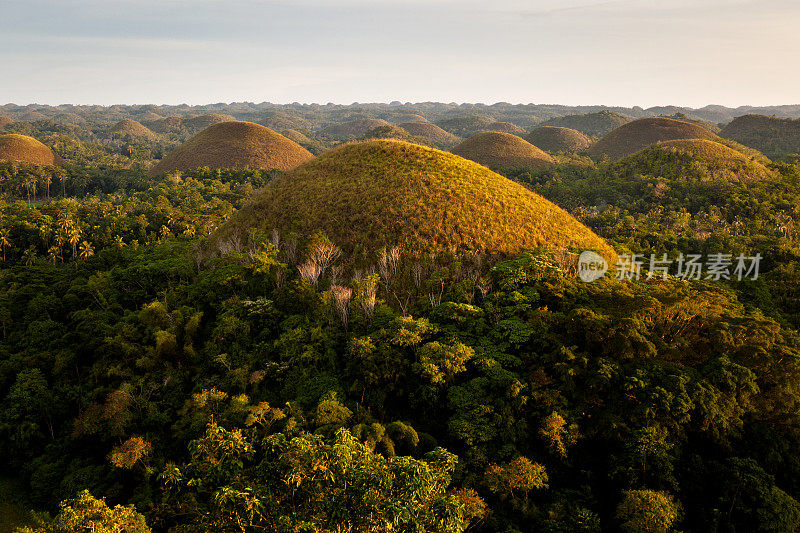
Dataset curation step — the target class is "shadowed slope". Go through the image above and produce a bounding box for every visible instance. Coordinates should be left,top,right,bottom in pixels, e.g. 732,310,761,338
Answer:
588,117,719,160
319,119,391,139
399,122,461,147
720,114,800,159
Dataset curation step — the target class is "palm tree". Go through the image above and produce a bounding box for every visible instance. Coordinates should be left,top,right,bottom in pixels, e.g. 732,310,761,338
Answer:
78,241,94,261
0,228,11,261
22,247,37,266
68,227,81,258
47,245,59,265
42,174,52,200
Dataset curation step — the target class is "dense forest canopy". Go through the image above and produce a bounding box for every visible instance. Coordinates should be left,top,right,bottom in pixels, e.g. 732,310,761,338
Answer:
1,105,800,533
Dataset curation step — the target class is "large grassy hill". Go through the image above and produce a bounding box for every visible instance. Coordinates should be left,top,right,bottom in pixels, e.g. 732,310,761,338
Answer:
720,114,800,159
526,126,592,153
399,122,461,148
0,134,58,165
149,121,314,176
452,132,554,170
213,139,615,262
588,117,719,160
538,111,633,136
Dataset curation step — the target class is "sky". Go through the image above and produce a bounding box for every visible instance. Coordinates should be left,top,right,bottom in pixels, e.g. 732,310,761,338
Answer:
2,0,799,107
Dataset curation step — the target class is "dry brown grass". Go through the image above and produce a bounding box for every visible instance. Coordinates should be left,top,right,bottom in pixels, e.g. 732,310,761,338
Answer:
588,117,719,160
720,114,800,159
148,116,184,134
0,134,57,165
214,139,616,263
184,113,237,132
452,132,554,170
148,121,314,176
539,111,633,136
399,122,461,147
0,117,12,131
526,126,592,153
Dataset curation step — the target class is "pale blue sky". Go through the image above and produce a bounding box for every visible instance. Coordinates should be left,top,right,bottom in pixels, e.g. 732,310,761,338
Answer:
2,0,797,106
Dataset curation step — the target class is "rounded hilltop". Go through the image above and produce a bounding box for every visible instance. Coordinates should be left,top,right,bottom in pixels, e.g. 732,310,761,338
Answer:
399,122,461,147
0,116,13,131
184,113,237,132
720,114,800,159
0,134,58,165
526,126,592,153
618,139,774,183
452,132,554,170
110,119,157,139
319,119,391,139
484,121,525,134
587,117,719,160
148,121,314,177
214,139,616,263
539,111,632,137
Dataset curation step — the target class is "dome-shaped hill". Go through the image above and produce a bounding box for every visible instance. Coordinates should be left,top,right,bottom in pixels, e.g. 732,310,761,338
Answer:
587,117,719,161
361,125,418,143
0,134,57,165
214,140,616,262
149,116,184,134
0,116,13,131
619,139,773,183
526,126,592,153
539,111,632,137
484,121,525,135
184,113,237,132
136,110,163,123
435,115,494,137
384,113,428,124
110,119,157,140
149,121,314,177
720,114,800,159
319,119,391,139
399,122,460,147
18,111,47,122
452,132,554,170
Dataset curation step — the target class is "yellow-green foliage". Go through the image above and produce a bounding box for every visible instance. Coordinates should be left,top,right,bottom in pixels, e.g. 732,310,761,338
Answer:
319,119,391,139
215,140,616,263
720,114,800,159
452,132,555,170
526,126,592,153
109,119,157,140
0,134,57,166
148,121,314,176
183,113,236,132
399,122,461,147
148,116,184,134
621,139,774,183
588,117,719,160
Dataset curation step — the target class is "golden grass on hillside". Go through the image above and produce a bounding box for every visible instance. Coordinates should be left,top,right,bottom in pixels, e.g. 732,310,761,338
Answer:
110,119,157,140
588,117,719,160
0,117,12,131
319,119,391,139
526,126,592,153
136,110,164,122
361,125,420,143
399,122,461,147
0,134,57,165
484,121,525,134
452,132,555,170
618,139,774,184
214,140,616,263
184,113,237,132
149,121,314,177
